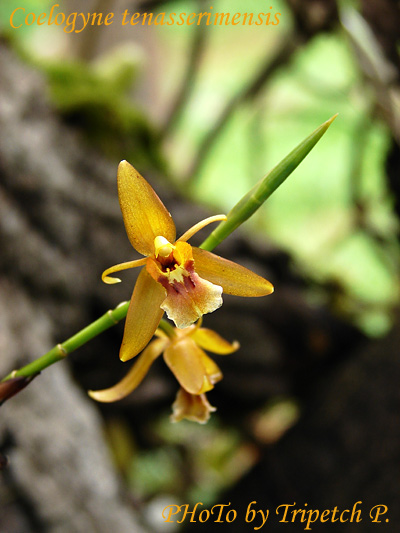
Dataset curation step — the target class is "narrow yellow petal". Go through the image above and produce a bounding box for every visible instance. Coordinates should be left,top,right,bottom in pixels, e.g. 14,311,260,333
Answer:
177,214,227,243
191,328,240,355
163,337,213,395
117,161,176,256
197,375,215,394
200,352,223,385
102,258,147,284
88,338,167,403
192,247,274,297
119,267,166,362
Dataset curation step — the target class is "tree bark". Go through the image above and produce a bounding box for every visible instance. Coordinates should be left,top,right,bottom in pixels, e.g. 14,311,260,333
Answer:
0,42,146,533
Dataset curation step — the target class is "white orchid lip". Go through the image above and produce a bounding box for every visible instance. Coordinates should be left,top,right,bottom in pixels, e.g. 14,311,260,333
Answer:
147,241,223,329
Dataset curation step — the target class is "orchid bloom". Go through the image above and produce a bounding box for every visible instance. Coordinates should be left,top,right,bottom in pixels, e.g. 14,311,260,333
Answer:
89,322,239,423
103,160,273,362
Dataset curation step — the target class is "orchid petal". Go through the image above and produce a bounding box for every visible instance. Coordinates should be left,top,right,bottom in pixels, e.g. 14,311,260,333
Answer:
192,247,274,297
119,267,166,362
163,337,213,394
177,214,227,243
200,352,223,385
191,328,240,355
170,388,216,424
102,258,147,284
88,338,168,403
118,161,176,256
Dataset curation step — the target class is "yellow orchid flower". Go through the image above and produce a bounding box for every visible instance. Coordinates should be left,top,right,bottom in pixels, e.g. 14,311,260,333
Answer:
103,160,274,362
88,322,239,423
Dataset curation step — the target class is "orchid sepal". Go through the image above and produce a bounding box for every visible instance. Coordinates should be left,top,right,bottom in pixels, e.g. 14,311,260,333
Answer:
119,268,166,362
88,337,168,402
117,160,176,256
192,247,274,297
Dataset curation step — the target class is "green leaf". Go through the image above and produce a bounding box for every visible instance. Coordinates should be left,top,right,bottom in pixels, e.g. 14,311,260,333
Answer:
200,114,338,251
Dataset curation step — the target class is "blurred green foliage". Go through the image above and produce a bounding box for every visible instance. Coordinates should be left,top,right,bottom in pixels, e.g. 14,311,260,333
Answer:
0,0,55,43
127,415,256,505
159,6,398,336
37,49,163,169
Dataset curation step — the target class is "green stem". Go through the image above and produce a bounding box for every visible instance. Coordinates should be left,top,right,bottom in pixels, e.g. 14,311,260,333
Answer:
1,301,128,382
1,301,178,382
157,319,177,338
200,114,338,251
2,115,337,382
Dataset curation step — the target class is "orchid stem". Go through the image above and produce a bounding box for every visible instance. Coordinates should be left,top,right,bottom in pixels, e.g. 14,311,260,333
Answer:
1,301,129,382
1,115,337,383
157,319,177,338
200,114,338,251
1,302,178,383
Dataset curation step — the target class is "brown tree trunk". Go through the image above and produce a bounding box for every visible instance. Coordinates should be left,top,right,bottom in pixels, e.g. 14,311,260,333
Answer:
0,42,146,533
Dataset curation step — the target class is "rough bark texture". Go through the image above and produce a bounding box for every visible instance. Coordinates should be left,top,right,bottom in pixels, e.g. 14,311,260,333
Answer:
0,282,145,533
0,42,146,533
